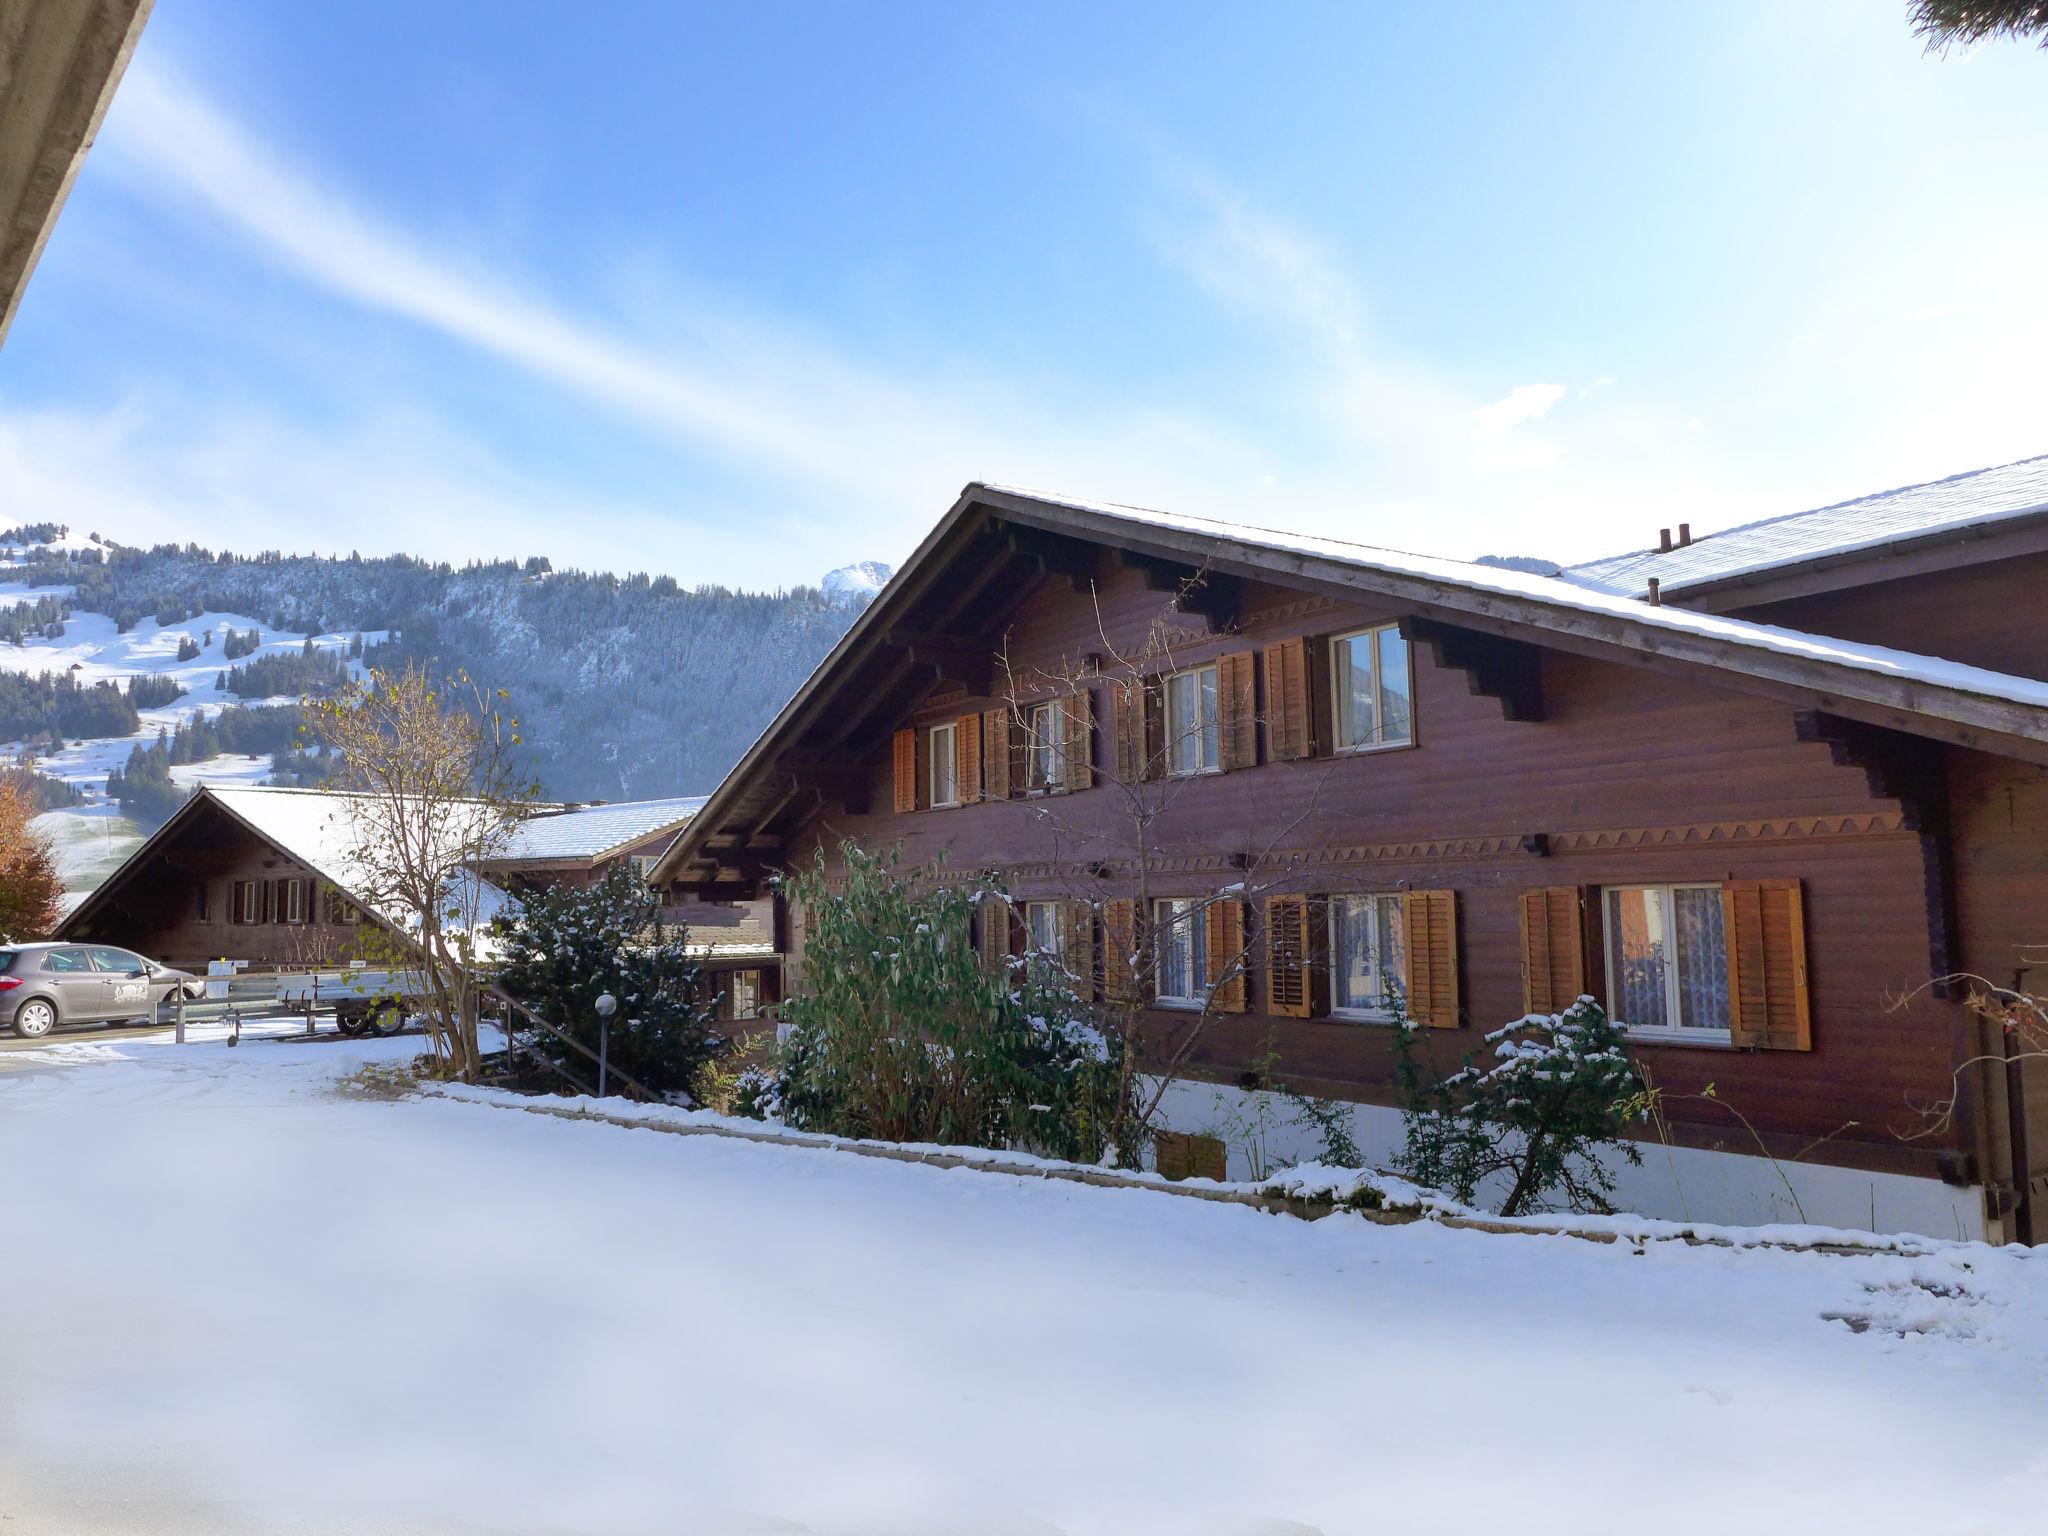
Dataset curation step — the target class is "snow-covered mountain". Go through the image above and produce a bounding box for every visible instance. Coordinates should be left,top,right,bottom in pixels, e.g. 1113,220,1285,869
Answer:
0,533,878,899
822,561,893,604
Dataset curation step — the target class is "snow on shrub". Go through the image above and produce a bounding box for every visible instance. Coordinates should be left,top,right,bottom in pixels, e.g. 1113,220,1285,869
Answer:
1393,995,1645,1217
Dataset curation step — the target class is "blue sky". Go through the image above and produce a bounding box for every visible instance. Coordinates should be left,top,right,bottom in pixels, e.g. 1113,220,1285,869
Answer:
4,2,2046,589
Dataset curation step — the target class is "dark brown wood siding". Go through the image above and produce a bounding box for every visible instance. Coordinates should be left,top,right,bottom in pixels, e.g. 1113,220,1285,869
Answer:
777,562,2008,1178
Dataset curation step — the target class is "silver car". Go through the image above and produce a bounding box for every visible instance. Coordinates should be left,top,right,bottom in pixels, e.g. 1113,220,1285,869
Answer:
0,943,202,1039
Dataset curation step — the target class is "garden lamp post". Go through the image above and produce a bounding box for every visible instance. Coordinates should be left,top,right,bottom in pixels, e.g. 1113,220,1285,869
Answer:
594,992,616,1098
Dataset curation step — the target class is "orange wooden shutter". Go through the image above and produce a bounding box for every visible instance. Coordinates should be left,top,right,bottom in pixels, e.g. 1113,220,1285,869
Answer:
1723,879,1812,1050
1113,678,1150,783
892,728,917,814
1518,887,1586,1017
1058,901,1094,989
1264,637,1310,761
1402,888,1460,1028
1206,896,1248,1013
1266,894,1313,1018
979,897,1015,972
956,713,983,803
1102,897,1140,1004
1218,651,1258,770
981,707,1012,800
1062,691,1094,789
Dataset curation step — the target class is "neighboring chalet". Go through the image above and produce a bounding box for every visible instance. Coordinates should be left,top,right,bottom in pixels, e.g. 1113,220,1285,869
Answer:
652,455,2048,1242
482,796,778,1023
61,786,777,1022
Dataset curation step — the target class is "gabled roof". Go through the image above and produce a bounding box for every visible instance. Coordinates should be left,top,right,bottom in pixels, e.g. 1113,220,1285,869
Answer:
1563,453,2048,602
652,479,2048,893
60,785,516,949
486,796,706,868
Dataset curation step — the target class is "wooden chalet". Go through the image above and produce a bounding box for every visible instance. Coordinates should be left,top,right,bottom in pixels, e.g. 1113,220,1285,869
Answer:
652,455,2048,1241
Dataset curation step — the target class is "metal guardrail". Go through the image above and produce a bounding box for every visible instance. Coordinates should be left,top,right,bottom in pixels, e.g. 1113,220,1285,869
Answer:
156,965,657,1103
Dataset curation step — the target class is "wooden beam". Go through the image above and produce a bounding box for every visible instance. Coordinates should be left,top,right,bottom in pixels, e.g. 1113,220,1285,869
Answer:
1400,616,1544,722
1115,549,1240,629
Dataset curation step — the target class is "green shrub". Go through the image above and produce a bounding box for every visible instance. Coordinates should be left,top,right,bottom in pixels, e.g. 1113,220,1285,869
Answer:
496,863,727,1099
1393,996,1644,1217
769,841,1138,1164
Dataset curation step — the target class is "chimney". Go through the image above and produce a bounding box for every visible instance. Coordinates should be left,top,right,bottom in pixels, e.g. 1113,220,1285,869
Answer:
1678,522,1692,547
1647,577,1662,606
1658,528,1673,553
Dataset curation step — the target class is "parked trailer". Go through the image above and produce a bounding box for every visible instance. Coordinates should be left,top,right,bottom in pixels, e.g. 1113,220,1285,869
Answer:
160,965,435,1042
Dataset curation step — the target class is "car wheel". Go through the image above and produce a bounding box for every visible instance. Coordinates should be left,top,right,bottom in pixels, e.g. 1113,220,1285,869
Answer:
13,999,56,1039
363,1003,403,1037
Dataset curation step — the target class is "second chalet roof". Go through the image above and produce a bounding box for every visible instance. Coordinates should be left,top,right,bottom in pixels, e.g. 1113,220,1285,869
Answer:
1562,453,2048,600
201,785,517,937
490,796,707,866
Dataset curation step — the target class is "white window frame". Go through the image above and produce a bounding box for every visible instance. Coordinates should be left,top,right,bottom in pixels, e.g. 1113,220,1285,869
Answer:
1329,624,1415,755
928,721,960,809
1025,900,1062,960
1601,882,1732,1045
1152,897,1209,1008
1163,664,1221,778
1327,892,1406,1023
282,878,306,926
1027,699,1067,794
233,879,262,926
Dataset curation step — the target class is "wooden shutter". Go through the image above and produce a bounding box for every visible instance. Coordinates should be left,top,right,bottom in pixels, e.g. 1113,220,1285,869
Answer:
955,713,983,803
1206,896,1248,1013
1057,901,1094,990
892,728,917,814
1723,879,1812,1051
978,897,1016,973
1102,897,1141,1004
1402,888,1460,1028
1519,887,1586,1017
1265,637,1307,761
1266,894,1311,1018
1155,1129,1228,1182
1062,691,1093,790
981,708,1012,800
1218,651,1258,770
1113,678,1149,783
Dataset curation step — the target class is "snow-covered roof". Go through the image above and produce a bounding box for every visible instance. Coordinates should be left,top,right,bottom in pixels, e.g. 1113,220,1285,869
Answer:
1562,453,2048,598
491,796,706,865
204,785,516,941
980,482,2048,714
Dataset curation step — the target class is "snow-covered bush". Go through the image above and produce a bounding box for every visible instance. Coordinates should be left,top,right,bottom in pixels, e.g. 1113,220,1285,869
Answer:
495,863,727,1098
1393,996,1644,1217
765,842,1138,1163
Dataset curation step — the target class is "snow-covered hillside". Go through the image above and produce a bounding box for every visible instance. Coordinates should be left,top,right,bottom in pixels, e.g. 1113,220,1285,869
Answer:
0,554,380,894
822,560,893,603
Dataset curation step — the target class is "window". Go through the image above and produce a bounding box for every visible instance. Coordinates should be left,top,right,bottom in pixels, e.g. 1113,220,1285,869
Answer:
45,947,91,973
281,879,307,926
929,721,959,808
1025,899,1066,983
232,880,263,926
194,882,211,923
1329,893,1405,1019
1164,665,1220,777
1027,700,1067,793
1153,897,1209,1006
1603,884,1731,1042
1330,625,1413,752
630,855,658,883
87,946,147,975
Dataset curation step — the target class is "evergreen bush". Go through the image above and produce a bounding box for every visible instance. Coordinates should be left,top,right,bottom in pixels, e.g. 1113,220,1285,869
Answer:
1393,996,1645,1217
766,841,1138,1164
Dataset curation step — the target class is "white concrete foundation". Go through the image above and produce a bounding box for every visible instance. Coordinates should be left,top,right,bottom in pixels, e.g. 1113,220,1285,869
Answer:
1148,1076,1990,1243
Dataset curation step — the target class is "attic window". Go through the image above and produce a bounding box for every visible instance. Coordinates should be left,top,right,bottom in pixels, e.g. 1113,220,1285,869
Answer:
929,722,960,808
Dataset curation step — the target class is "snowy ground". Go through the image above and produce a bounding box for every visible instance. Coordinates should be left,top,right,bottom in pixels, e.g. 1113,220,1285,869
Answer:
1,1027,2044,1535
0,558,385,891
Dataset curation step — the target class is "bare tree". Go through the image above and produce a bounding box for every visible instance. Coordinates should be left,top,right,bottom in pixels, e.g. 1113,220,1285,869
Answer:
990,577,1336,1158
1912,0,2048,51
307,665,533,1080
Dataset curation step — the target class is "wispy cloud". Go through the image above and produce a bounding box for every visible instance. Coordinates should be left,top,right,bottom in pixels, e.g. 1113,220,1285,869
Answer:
1471,383,1567,439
